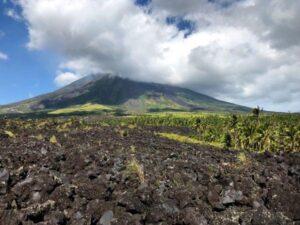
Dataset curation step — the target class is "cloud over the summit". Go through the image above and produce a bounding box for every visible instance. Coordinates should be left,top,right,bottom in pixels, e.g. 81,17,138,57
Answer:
13,0,300,111
54,72,80,87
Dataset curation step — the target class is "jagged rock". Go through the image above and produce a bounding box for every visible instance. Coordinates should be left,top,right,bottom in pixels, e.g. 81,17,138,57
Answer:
25,200,56,223
252,200,261,209
182,208,208,225
74,211,84,220
266,186,300,221
86,199,104,223
40,147,47,155
0,168,9,182
222,189,243,205
98,210,114,225
251,208,292,225
169,152,179,159
145,207,165,223
32,191,41,202
207,189,224,211
174,190,191,209
118,194,144,214
0,168,9,194
44,210,67,225
288,165,300,178
161,199,179,215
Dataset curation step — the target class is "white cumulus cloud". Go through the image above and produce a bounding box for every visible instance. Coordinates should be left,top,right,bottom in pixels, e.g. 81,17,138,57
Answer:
54,72,80,87
14,0,300,112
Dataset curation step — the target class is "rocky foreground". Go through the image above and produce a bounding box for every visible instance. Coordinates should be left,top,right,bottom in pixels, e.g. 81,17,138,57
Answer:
0,121,299,225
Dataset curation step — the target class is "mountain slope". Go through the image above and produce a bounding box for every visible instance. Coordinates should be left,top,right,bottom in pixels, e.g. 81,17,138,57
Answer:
0,74,250,114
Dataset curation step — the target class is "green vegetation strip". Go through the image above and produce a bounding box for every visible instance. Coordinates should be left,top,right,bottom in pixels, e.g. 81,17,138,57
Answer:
49,103,112,115
100,113,300,152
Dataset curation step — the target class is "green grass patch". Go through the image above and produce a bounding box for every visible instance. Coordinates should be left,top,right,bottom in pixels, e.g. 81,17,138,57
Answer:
48,103,113,115
157,132,223,148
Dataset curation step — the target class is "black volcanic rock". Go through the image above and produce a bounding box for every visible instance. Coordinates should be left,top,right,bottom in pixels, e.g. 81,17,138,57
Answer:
0,120,298,224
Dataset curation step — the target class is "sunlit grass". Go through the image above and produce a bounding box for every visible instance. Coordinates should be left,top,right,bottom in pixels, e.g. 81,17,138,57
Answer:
48,103,112,115
237,152,247,163
125,158,145,184
49,135,58,144
4,130,16,138
157,132,223,148
144,111,228,117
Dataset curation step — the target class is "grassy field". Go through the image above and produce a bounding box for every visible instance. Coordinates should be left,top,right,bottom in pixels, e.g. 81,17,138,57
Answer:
48,103,113,115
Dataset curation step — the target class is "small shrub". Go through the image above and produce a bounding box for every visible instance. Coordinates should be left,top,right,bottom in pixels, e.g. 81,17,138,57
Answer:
36,134,44,141
222,133,232,149
252,106,260,117
125,158,145,184
230,114,238,127
237,152,247,164
119,129,128,137
130,145,136,153
50,135,58,144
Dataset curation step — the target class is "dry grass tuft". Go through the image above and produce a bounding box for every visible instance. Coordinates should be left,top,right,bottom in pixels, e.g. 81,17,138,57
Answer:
126,158,145,184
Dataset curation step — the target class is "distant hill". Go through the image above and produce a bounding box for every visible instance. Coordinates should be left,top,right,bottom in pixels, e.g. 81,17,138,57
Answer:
0,74,250,115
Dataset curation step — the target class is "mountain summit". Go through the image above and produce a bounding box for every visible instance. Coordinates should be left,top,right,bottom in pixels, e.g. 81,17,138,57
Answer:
0,74,250,114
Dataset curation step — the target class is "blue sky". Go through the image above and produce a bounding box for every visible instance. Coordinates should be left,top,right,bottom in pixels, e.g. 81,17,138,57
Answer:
0,0,299,112
0,0,194,105
0,1,59,105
